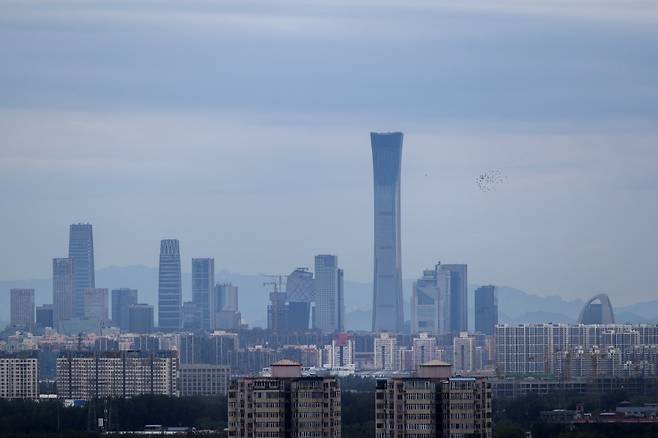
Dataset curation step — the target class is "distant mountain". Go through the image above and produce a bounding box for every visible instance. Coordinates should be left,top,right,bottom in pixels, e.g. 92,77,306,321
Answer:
2,265,657,330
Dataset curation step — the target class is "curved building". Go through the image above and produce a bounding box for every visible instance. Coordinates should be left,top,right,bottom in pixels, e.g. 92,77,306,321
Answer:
371,132,404,332
578,294,615,325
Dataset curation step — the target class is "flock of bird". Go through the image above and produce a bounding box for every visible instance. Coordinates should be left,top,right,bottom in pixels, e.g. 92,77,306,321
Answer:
476,169,506,192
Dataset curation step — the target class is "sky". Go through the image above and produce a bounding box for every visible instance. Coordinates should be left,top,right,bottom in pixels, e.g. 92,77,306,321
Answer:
1,0,658,305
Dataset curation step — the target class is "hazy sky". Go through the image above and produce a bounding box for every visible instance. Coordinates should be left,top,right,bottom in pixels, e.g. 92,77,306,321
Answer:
1,0,658,305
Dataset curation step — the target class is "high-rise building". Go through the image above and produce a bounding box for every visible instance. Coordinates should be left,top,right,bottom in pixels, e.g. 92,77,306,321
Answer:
375,363,492,438
412,332,438,370
328,333,354,369
129,304,154,333
68,223,95,318
475,285,498,335
0,352,39,400
10,289,34,330
56,350,178,399
267,290,288,331
286,267,314,330
182,301,202,331
578,294,615,324
192,258,215,331
83,288,109,325
111,288,138,331
371,132,404,333
313,255,344,333
441,264,468,333
374,332,399,371
228,360,341,437
158,239,182,331
180,364,230,397
453,332,476,372
36,304,54,331
52,257,74,328
411,264,451,335
212,283,240,330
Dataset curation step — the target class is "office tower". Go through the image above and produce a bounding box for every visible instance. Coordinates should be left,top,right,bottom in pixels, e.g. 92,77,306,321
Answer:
412,332,437,369
36,304,54,331
182,301,202,331
213,283,240,330
128,304,154,333
52,257,74,328
286,267,314,330
0,352,39,400
441,264,468,332
192,258,214,331
475,285,498,335
68,223,95,318
374,332,399,371
314,255,344,333
228,360,341,438
56,350,179,399
158,239,182,331
83,288,109,325
10,289,35,330
111,288,138,331
411,264,451,335
375,364,492,438
578,293,615,324
453,332,476,372
371,132,404,333
180,364,230,397
267,290,288,331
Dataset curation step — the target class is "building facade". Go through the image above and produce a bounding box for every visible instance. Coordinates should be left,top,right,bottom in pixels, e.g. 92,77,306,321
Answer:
375,363,491,438
411,264,451,335
180,364,230,397
474,286,497,336
111,288,138,331
36,304,54,331
0,352,39,400
440,264,468,333
52,257,74,328
129,304,154,333
158,239,182,331
228,360,341,437
83,288,109,325
56,350,178,399
286,267,314,330
192,258,215,331
68,223,95,318
374,332,399,371
314,255,344,333
213,283,240,330
10,288,34,330
371,132,404,333
453,332,476,373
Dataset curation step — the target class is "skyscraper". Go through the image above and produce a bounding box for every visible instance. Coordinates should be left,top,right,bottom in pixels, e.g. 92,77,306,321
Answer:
36,304,54,331
213,283,240,330
410,264,451,335
371,132,404,332
441,264,468,333
111,288,138,331
475,285,498,335
10,289,34,330
52,257,74,328
286,268,314,330
128,304,154,333
68,223,95,318
158,239,182,331
313,255,343,333
83,288,109,325
192,258,214,331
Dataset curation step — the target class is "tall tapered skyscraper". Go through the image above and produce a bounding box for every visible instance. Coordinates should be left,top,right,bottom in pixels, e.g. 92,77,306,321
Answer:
192,258,214,331
158,239,182,331
68,223,95,318
371,132,404,332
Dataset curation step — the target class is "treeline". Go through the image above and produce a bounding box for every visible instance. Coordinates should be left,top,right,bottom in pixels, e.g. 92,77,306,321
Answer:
494,391,658,438
0,396,227,435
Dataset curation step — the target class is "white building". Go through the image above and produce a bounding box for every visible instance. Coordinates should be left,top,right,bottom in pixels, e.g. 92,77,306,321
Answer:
410,264,451,335
0,353,38,399
374,332,399,371
453,332,476,373
412,332,437,369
